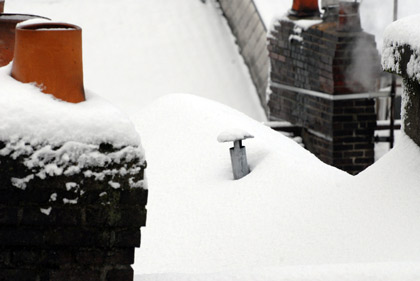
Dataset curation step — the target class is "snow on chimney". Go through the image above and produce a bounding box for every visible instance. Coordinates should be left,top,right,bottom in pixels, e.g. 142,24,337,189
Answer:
383,15,420,147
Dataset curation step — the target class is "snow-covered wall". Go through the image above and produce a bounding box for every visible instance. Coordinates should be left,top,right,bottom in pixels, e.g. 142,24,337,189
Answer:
382,15,420,147
0,64,148,280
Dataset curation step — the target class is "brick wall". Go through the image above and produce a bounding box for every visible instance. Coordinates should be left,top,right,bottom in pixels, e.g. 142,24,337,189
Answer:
268,14,380,175
0,140,147,281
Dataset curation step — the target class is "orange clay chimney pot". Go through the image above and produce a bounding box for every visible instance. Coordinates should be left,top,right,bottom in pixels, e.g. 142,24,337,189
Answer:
291,0,320,17
0,14,48,67
11,22,86,103
0,0,4,13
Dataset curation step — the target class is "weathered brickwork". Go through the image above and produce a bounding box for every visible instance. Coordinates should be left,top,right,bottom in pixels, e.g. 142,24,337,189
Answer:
268,15,380,175
0,141,147,281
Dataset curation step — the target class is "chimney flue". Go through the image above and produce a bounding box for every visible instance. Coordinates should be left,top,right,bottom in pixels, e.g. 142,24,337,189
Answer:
289,0,320,18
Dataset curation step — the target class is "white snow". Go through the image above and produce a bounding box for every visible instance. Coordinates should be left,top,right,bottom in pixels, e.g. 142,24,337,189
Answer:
65,182,78,191
35,28,76,30
3,1,420,281
108,181,121,189
10,174,34,190
40,207,52,216
0,63,145,188
0,64,140,148
384,14,420,54
136,262,420,281
291,19,323,31
49,193,57,202
63,198,78,204
289,34,303,43
382,15,420,82
133,94,420,277
217,129,254,143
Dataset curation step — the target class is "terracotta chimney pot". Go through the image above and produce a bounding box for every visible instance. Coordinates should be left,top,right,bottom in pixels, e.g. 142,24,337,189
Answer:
290,0,320,18
0,14,48,67
0,0,4,13
11,22,86,103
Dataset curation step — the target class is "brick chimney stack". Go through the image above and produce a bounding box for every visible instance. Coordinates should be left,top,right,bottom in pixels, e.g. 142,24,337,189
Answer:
268,0,381,175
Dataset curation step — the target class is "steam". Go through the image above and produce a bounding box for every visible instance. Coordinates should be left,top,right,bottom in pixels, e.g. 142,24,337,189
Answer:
345,37,381,92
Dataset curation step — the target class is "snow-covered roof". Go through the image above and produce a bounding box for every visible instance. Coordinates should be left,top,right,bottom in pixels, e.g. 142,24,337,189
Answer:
134,94,420,277
6,0,266,121
4,1,420,280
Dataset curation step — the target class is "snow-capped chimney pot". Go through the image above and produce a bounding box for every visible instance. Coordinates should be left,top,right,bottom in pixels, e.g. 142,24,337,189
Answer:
337,0,362,32
11,22,86,103
289,0,320,18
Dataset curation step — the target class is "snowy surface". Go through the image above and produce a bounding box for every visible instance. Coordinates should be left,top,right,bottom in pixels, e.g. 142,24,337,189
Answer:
217,129,254,143
133,94,420,278
0,64,140,147
136,262,420,281
3,0,420,280
382,15,420,81
6,0,266,121
254,0,420,50
0,64,145,191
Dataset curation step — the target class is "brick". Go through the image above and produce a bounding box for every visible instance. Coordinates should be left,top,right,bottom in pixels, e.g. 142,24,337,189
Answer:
0,269,39,281
0,228,44,246
85,206,146,227
11,249,72,266
49,269,101,281
119,189,148,206
46,228,111,247
0,251,10,268
114,229,141,248
106,267,134,281
0,206,20,225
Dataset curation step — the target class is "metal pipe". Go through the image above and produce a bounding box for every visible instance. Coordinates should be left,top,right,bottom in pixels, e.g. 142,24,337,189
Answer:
389,0,398,148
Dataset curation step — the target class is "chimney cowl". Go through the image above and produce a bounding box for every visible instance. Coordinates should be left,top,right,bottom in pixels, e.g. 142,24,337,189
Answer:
289,0,320,18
